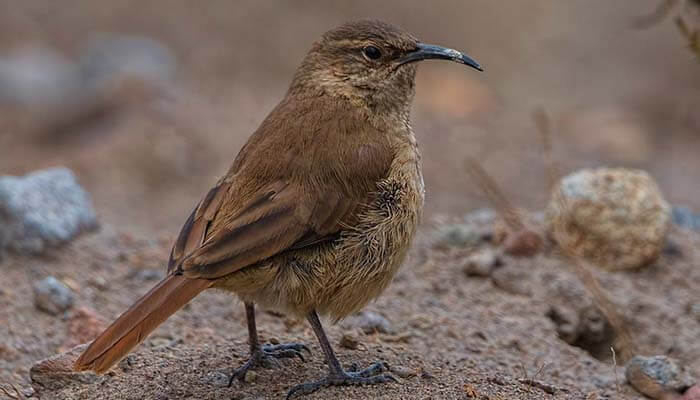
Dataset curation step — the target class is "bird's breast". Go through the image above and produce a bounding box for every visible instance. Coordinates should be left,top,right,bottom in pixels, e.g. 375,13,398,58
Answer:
316,135,424,319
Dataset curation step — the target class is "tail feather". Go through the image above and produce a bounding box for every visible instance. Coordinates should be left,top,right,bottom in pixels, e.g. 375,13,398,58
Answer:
74,274,211,373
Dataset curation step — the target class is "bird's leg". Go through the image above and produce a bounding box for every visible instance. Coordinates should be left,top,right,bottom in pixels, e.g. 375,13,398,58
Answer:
285,310,396,399
227,302,309,386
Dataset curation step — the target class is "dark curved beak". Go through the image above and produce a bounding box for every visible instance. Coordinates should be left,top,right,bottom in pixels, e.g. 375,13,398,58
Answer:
398,43,483,71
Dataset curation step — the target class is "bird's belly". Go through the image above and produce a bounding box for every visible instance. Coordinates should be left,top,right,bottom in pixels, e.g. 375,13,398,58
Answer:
319,172,423,319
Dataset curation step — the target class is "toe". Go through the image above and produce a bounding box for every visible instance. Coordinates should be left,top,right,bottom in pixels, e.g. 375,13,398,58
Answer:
352,361,388,378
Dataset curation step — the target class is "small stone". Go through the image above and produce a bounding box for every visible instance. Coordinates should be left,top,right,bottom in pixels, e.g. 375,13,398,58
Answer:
547,168,670,270
342,311,394,334
204,371,230,388
672,206,700,232
30,344,103,393
626,355,695,399
244,370,257,383
502,229,543,257
87,276,107,290
681,385,700,400
34,276,75,315
0,167,98,255
204,371,229,387
390,365,417,379
339,333,360,350
64,306,106,348
461,249,499,277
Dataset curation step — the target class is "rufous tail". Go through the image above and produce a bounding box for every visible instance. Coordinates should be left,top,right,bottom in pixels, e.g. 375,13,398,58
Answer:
74,275,212,373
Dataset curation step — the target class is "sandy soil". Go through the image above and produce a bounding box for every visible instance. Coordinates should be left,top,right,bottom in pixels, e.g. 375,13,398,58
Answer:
1,217,699,399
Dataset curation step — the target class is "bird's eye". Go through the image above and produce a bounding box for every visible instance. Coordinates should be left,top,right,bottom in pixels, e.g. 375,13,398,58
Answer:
362,45,382,60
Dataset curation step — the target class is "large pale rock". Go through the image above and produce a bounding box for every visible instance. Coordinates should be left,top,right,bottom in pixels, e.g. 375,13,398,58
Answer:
547,168,670,270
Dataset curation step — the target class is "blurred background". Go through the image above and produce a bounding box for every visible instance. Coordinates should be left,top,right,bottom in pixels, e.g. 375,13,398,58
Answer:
1,0,699,234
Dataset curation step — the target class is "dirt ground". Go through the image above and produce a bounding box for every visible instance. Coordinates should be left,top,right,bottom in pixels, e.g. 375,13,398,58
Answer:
1,1,700,399
2,216,700,399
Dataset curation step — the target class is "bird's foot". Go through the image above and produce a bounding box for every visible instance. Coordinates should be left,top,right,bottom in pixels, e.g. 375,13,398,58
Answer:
228,342,310,386
286,361,396,399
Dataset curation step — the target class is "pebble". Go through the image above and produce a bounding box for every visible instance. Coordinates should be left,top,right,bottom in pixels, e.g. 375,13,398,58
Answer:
547,168,670,270
461,249,499,277
0,167,98,255
34,276,75,315
681,385,700,400
502,229,543,257
339,333,360,350
204,371,230,388
672,206,700,232
342,311,394,334
244,370,257,383
626,355,695,399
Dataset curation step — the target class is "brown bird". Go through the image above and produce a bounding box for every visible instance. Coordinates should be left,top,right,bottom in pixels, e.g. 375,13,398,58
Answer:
74,20,482,398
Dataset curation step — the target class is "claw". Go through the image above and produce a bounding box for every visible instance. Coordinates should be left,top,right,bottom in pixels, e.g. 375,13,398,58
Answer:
285,362,397,399
299,344,312,354
222,342,309,387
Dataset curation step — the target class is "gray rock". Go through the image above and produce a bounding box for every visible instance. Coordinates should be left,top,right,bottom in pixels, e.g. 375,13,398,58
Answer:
672,205,700,232
80,33,176,89
0,47,81,107
626,355,695,398
343,311,394,334
34,276,75,315
204,371,230,388
0,167,98,255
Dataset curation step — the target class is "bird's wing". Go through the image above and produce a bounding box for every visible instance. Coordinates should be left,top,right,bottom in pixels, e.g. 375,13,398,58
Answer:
167,180,232,275
166,178,357,280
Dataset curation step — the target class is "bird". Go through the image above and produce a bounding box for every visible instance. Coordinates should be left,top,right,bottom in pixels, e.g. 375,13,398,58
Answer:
74,20,482,398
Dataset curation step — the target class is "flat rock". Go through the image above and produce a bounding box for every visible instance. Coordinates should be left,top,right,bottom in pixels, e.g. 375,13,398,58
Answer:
0,167,98,255
30,344,103,393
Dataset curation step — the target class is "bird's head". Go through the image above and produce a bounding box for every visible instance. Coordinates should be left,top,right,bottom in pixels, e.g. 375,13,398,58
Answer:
290,20,482,114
